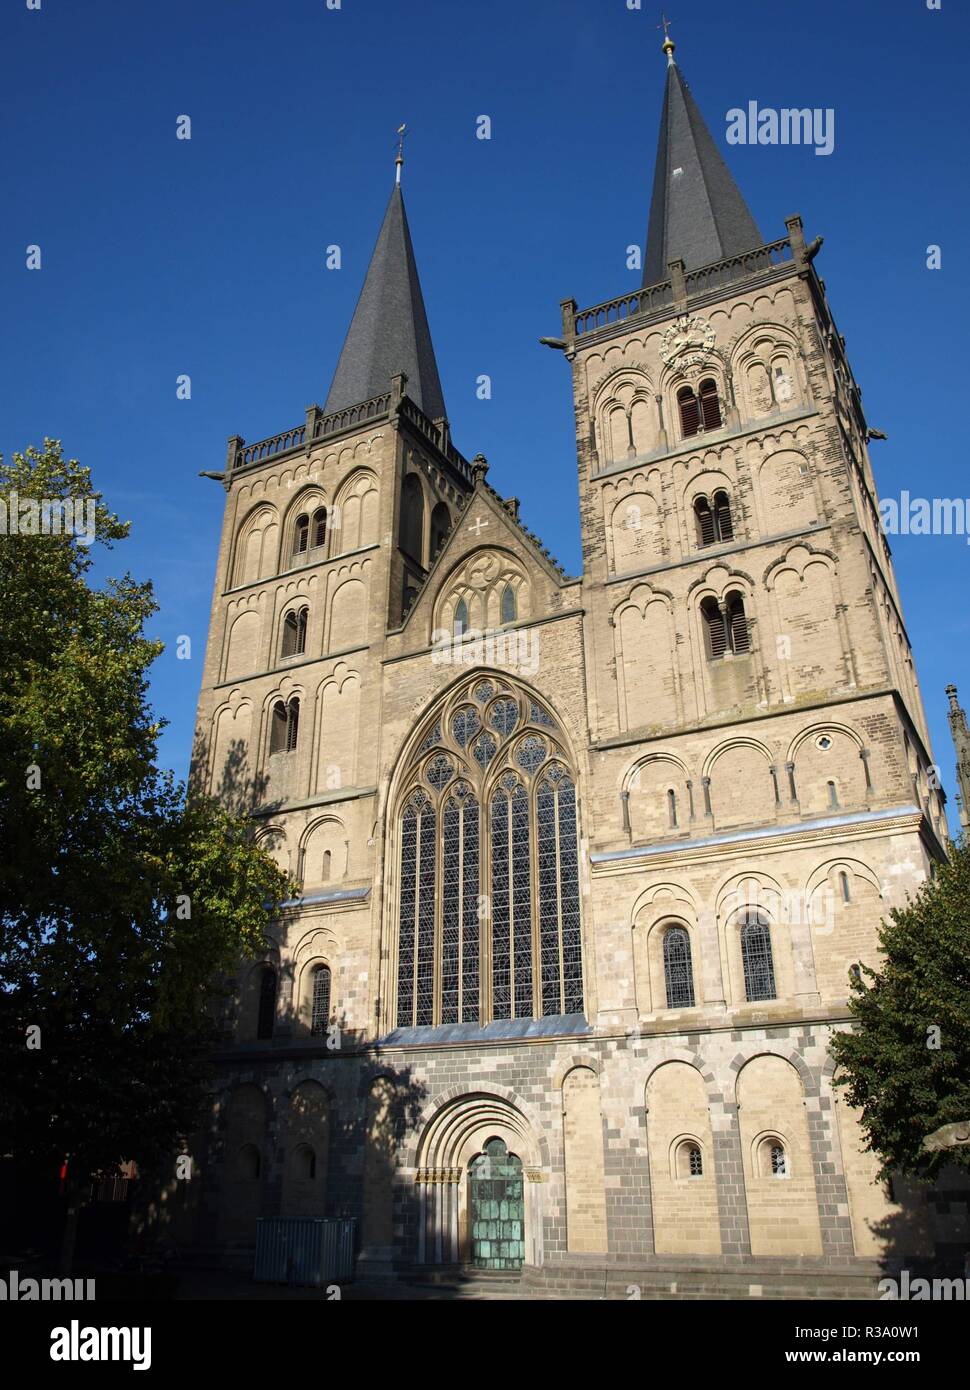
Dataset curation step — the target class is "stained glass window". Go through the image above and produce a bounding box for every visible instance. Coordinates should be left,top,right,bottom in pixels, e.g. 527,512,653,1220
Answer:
663,926,695,1008
394,679,584,1027
740,912,776,1002
310,965,331,1036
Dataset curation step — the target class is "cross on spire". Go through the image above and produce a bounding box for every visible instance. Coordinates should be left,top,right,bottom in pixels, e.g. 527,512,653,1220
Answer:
658,12,676,63
395,123,407,184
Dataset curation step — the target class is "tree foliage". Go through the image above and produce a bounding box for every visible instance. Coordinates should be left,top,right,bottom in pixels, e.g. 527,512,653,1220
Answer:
831,842,970,1180
0,441,291,1188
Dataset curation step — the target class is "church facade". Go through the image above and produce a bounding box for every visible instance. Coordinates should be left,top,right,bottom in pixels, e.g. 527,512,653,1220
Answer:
185,37,964,1292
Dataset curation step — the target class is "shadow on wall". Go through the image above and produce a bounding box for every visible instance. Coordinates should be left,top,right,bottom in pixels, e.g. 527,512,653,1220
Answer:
130,1017,430,1279
188,725,278,819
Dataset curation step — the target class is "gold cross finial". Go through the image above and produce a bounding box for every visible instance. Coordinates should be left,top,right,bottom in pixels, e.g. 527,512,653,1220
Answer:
658,12,676,63
395,123,407,184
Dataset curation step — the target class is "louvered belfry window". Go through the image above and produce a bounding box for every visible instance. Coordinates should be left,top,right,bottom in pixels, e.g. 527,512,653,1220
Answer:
726,591,749,653
694,497,716,547
695,492,734,548
311,507,327,550
713,490,734,541
678,385,701,438
270,697,300,753
395,678,584,1028
702,597,727,659
699,378,722,431
294,513,309,555
703,592,749,659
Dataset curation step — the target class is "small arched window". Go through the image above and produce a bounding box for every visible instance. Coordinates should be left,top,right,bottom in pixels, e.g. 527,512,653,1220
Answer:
839,870,851,902
758,1138,788,1178
501,584,517,625
270,698,300,754
678,385,701,439
827,779,839,809
294,513,310,556
663,926,695,1008
454,597,468,637
666,788,678,828
726,591,749,654
694,492,734,548
311,507,327,551
701,597,728,660
256,967,277,1040
281,606,308,658
322,849,332,882
712,490,734,541
675,1139,704,1179
699,378,722,431
694,496,716,547
740,912,776,1002
310,964,332,1037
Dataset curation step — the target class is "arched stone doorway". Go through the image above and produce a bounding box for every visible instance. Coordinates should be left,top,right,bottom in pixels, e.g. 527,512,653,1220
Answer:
468,1138,524,1269
410,1090,546,1270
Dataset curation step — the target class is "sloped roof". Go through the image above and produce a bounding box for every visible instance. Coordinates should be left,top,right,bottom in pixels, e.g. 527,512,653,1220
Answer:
643,57,762,285
324,184,446,420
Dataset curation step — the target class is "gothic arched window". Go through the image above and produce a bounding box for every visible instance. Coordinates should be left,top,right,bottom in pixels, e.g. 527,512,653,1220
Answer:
454,598,468,637
311,507,327,551
663,926,695,1008
740,911,776,1002
293,513,310,556
430,502,451,559
501,584,517,625
394,679,584,1028
400,474,424,562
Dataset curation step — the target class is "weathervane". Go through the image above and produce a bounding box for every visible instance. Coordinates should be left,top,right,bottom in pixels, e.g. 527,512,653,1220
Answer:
395,123,407,184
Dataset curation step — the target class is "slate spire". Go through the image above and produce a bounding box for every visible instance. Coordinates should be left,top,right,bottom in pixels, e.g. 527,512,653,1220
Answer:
324,181,446,420
643,30,762,286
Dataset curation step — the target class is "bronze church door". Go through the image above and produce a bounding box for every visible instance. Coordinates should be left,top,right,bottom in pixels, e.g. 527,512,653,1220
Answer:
468,1138,524,1270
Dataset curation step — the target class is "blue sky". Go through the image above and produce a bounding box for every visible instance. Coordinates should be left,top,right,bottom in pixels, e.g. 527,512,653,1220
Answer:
2,0,968,813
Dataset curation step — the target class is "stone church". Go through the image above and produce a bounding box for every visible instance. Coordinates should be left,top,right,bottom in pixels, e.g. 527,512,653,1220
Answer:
184,34,964,1293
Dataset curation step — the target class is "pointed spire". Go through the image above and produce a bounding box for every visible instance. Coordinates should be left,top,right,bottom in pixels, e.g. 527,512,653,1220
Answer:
324,178,446,420
643,30,762,286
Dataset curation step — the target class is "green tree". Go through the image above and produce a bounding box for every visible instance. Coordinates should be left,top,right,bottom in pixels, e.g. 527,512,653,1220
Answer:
831,842,970,1180
0,441,290,1244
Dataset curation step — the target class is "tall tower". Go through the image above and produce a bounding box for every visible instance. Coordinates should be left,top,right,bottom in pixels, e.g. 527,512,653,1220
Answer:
192,168,473,1048
946,684,970,832
557,30,949,1258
